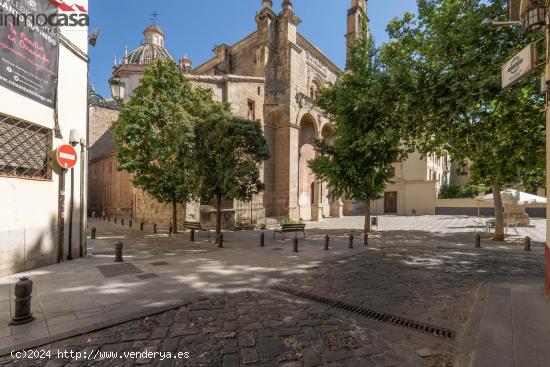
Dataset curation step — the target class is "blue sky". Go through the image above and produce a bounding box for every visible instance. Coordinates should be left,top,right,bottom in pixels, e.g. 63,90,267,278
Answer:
89,0,417,97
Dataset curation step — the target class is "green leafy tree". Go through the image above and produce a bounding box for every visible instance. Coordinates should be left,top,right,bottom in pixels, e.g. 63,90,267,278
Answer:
112,60,202,233
194,112,270,242
382,0,545,240
310,29,409,233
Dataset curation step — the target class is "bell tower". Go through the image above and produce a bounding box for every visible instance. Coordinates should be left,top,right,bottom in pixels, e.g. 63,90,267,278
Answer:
346,0,368,69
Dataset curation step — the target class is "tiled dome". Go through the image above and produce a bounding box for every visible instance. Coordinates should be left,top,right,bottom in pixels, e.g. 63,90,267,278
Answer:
127,44,173,65
126,24,173,65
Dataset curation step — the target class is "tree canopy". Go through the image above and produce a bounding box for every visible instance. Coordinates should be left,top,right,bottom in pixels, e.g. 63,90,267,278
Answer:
193,111,269,241
311,28,409,232
112,60,210,232
381,0,545,240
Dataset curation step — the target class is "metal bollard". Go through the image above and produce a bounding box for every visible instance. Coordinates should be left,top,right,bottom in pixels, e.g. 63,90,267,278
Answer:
140,222,144,231
129,220,132,228
475,234,481,248
114,218,117,224
153,224,157,234
10,277,34,325
218,233,224,248
364,234,369,246
190,229,195,242
121,219,124,226
169,225,172,237
349,234,354,249
108,216,110,222
91,227,96,239
293,237,299,252
260,232,265,247
524,236,531,251
324,235,329,250
114,242,124,262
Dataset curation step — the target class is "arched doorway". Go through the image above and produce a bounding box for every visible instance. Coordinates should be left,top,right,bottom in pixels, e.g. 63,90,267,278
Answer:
298,114,317,221
321,123,343,218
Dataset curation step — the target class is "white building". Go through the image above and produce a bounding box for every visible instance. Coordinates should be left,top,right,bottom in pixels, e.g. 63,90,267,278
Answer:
0,0,89,275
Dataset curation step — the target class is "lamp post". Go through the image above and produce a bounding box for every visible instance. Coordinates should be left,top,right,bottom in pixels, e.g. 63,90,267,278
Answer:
67,129,80,261
79,137,86,257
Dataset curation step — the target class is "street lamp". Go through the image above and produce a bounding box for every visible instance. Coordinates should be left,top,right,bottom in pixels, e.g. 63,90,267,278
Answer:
108,76,125,101
523,1,546,32
67,129,80,261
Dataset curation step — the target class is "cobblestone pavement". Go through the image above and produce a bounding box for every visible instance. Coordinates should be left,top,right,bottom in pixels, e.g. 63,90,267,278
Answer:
0,229,543,367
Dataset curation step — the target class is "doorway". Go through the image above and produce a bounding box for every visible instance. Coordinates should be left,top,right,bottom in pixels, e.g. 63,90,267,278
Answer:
384,192,398,214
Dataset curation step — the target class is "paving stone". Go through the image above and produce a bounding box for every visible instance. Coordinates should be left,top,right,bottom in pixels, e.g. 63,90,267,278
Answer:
256,336,287,359
321,350,354,363
223,339,237,354
240,348,259,364
237,331,255,347
223,354,239,367
302,349,321,367
150,327,169,339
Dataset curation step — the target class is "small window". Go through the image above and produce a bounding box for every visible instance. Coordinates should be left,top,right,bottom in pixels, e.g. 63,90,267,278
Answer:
0,114,53,180
257,86,261,96
247,100,256,121
390,167,396,177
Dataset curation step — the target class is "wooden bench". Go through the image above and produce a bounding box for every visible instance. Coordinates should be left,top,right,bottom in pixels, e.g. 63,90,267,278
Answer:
185,221,211,238
273,223,306,240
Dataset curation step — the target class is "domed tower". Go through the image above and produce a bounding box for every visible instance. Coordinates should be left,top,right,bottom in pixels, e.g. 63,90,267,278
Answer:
127,24,173,65
111,24,174,99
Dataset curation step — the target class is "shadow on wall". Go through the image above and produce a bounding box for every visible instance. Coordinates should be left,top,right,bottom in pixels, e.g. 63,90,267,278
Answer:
0,214,59,276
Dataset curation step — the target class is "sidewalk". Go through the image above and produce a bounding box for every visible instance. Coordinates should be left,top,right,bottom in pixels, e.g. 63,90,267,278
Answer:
468,280,550,367
0,220,370,356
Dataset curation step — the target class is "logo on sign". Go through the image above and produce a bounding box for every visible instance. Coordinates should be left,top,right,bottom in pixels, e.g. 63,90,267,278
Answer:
508,56,523,74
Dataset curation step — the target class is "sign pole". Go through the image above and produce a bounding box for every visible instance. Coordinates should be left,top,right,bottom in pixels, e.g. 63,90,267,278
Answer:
57,168,66,263
68,166,74,261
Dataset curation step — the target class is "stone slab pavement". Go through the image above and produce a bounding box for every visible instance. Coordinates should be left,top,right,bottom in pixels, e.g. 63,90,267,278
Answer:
468,280,550,367
0,215,546,365
0,218,373,356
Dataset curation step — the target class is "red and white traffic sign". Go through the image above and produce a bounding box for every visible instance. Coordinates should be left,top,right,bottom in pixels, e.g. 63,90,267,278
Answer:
56,144,77,169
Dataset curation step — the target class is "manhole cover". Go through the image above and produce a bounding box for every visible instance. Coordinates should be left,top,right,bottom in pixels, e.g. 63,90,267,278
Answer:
137,273,159,280
150,261,169,266
272,248,283,251
267,283,455,339
96,263,143,278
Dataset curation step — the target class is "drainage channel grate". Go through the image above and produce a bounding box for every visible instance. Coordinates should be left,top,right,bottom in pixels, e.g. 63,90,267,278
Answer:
267,283,455,339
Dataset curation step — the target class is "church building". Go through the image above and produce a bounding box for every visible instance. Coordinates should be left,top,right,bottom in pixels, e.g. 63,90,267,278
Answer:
89,0,449,227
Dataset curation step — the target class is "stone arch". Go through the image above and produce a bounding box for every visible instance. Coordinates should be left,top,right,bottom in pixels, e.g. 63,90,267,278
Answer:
298,113,319,221
321,123,335,145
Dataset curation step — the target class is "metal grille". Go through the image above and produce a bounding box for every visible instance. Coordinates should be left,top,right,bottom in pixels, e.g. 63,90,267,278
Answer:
0,114,52,179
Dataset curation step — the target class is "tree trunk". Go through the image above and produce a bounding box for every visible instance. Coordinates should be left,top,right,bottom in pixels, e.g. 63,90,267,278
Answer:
492,182,504,241
172,198,178,234
364,199,371,233
182,203,187,231
215,193,222,243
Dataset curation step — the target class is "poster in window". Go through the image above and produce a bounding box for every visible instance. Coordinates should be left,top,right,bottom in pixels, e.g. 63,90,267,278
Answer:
0,0,59,108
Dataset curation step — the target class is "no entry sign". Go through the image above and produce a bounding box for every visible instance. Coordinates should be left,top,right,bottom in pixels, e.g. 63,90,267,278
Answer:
56,145,78,169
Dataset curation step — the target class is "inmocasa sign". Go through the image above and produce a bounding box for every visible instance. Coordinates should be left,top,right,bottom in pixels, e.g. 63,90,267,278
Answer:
502,43,536,89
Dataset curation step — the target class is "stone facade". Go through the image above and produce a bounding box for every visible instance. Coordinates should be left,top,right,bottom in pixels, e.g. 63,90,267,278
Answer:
89,1,370,226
